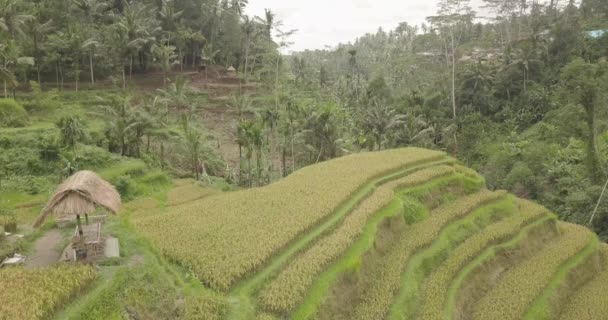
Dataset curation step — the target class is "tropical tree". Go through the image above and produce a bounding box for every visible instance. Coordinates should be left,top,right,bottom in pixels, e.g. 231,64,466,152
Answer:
23,16,53,84
560,58,607,183
0,0,33,39
56,116,89,155
98,95,140,156
181,111,203,179
156,75,191,109
361,103,405,150
152,43,178,87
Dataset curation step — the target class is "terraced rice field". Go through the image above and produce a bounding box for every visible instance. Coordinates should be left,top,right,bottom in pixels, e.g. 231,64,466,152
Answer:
133,147,608,320
0,265,96,320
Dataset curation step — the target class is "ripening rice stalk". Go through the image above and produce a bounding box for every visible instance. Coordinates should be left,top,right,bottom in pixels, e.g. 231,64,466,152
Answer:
136,148,445,291
0,265,96,320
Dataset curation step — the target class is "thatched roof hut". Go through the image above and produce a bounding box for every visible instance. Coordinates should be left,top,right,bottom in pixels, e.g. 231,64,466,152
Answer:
34,171,121,228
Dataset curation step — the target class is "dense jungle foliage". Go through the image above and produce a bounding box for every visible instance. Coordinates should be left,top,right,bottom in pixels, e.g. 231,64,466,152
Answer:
0,0,607,240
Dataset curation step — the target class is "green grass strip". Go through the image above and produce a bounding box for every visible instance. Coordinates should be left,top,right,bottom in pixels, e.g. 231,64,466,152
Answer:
524,235,600,320
291,198,404,320
226,159,452,320
443,214,557,320
388,197,515,320
291,177,486,320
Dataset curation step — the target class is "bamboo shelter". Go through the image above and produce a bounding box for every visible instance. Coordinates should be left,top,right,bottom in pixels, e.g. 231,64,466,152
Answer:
34,171,121,229
35,171,121,261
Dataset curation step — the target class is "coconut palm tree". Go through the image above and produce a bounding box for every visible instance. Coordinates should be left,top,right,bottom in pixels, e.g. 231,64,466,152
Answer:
98,96,140,156
362,103,405,150
23,17,53,84
156,75,191,109
152,43,178,87
115,2,156,83
181,112,203,180
0,0,34,39
56,116,89,155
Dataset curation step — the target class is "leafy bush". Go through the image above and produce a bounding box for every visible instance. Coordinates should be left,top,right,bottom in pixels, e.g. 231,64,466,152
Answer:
114,175,139,201
22,82,61,113
0,99,29,127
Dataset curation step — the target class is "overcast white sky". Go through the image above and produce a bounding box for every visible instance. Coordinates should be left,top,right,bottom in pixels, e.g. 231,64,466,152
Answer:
246,0,486,52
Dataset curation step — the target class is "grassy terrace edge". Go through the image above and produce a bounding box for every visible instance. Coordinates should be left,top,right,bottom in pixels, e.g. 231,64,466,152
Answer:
226,157,452,320
387,196,516,320
290,171,485,320
443,214,558,319
523,234,600,320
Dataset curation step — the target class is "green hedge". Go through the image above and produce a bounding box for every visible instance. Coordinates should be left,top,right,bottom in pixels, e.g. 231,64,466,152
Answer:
0,99,29,127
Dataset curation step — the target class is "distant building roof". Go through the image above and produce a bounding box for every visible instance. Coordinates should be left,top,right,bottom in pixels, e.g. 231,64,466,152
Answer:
227,66,236,72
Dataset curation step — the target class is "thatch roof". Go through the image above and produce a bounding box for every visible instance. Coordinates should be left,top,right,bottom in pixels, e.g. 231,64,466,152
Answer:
34,171,121,227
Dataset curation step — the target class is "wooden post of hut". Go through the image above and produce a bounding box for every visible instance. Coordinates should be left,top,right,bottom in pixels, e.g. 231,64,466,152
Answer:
34,171,121,261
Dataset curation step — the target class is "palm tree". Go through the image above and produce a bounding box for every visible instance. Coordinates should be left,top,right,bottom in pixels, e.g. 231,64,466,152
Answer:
180,28,206,68
115,2,156,83
0,43,17,98
156,75,191,109
152,43,178,87
395,111,435,147
181,112,203,180
241,16,254,81
236,119,250,184
229,91,252,121
0,41,32,97
229,92,253,174
23,17,53,84
362,104,405,150
98,96,140,156
261,106,279,175
230,0,248,16
158,0,183,42
56,116,89,155
0,0,34,39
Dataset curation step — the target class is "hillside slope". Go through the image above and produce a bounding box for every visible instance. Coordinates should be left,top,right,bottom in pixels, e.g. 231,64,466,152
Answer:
134,148,607,320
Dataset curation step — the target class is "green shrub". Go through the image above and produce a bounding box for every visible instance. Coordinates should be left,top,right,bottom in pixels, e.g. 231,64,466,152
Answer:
0,99,29,127
22,82,61,113
114,175,139,201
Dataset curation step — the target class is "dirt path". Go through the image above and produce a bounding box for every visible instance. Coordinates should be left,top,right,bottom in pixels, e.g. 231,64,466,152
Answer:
25,229,63,268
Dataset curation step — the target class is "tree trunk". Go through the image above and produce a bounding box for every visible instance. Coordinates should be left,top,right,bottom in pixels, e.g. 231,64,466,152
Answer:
121,135,126,156
244,39,250,82
75,62,79,92
129,55,133,80
56,63,60,90
585,105,602,184
122,64,126,90
160,142,165,169
60,64,64,91
179,47,183,72
238,144,243,184
275,55,281,110
282,147,287,177
291,125,295,173
89,50,95,85
3,80,6,98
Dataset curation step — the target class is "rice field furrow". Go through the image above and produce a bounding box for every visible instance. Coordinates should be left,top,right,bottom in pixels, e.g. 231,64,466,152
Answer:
226,159,452,320
559,244,608,320
387,196,516,320
418,199,552,320
258,165,462,314
137,148,445,292
298,189,506,320
471,222,597,320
